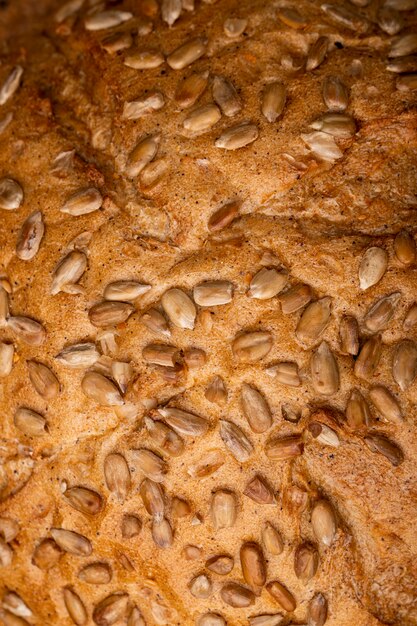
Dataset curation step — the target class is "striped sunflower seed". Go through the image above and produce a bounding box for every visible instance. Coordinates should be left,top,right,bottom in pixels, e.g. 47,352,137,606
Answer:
64,486,103,515
161,288,196,329
389,33,417,58
244,475,274,504
404,302,417,330
261,82,286,123
123,92,165,119
63,587,87,626
294,542,319,582
141,309,171,337
346,389,371,428
306,36,329,71
241,383,272,433
140,157,169,190
32,539,61,570
220,419,253,461
359,247,388,290
310,113,355,138
311,499,337,547
158,406,209,436
232,331,272,362
310,341,339,396
224,18,247,37
301,131,343,161
0,178,23,210
308,593,328,626
248,616,283,626
278,7,308,28
122,514,142,539
162,0,182,26
249,267,288,299
79,562,112,585
89,301,135,327
8,316,46,346
104,453,131,501
183,104,222,132
16,211,44,261
92,594,128,626
322,75,349,111
131,449,167,482
27,361,59,399
205,376,228,405
143,344,180,367
364,292,401,332
51,529,92,556
394,230,416,265
50,250,87,295
279,283,312,314
0,66,23,106
266,581,296,612
61,188,102,216
397,74,417,90
85,10,132,30
188,449,224,478
194,281,233,306
56,343,99,368
339,315,359,355
128,606,146,626
104,281,151,301
101,31,133,54
14,407,46,437
387,56,417,73
220,583,255,608
378,7,404,35
0,343,14,377
296,297,332,346
208,200,239,232
321,3,370,33
140,478,165,518
81,371,124,406
393,340,417,390
167,37,207,70
2,591,31,618
124,50,164,70
0,517,19,543
212,76,242,117
210,490,236,529
206,554,234,575
175,71,209,108
240,542,266,596
265,361,301,386
0,538,13,567
197,613,226,626
308,421,340,447
189,574,212,599
354,334,382,380
262,522,283,555
215,123,258,150
369,386,402,422
265,435,304,460
145,417,185,456
125,135,160,178
364,433,404,466
111,361,132,393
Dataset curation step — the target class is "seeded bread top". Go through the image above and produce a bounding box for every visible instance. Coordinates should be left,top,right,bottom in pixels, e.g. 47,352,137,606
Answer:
0,0,416,625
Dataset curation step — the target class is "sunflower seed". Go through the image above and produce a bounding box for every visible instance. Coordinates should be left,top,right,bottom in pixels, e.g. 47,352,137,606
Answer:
206,554,234,575
105,281,151,302
183,544,201,560
210,490,236,529
364,433,404,466
111,361,132,393
310,113,355,138
394,230,415,265
197,614,226,626
339,315,359,355
140,157,169,190
183,347,206,370
244,475,274,504
282,404,301,423
404,302,417,330
64,486,103,516
92,594,128,626
265,362,301,386
63,587,87,626
240,384,272,433
85,10,132,30
0,287,8,328
311,341,339,396
101,31,133,54
364,292,401,332
278,7,308,28
369,386,402,422
212,76,242,117
205,376,228,405
89,301,135,328
232,331,272,362
183,104,222,133
266,581,296,612
0,343,13,377
145,417,185,456
294,543,319,582
79,562,112,585
385,0,417,8
301,131,343,161
122,514,142,539
208,200,239,232
131,449,167,482
311,500,337,547
143,344,180,367
161,288,196,330
104,453,131,501
322,75,349,111
306,36,329,71
0,177,23,211
14,407,46,436
278,283,312,314
167,37,207,70
171,497,191,518
387,56,417,73
124,50,164,70
321,3,370,33
0,518,18,543
140,478,165,518
189,574,212,599
346,389,371,428
248,616,283,626
224,17,247,37
378,7,404,35
8,316,46,346
0,66,23,106
125,135,160,178
141,309,171,338
215,123,258,149
296,298,332,346
389,33,417,58
308,593,328,626
27,361,59,399
158,406,208,436
249,268,288,299
123,92,165,119
220,583,255,608
175,71,209,108
0,537,13,566
260,82,286,122
188,449,224,479
309,422,340,447
265,435,304,460
51,529,91,556
50,250,87,295
2,593,31,618
220,419,253,461
262,522,283,555
32,539,61,570
354,334,382,380
56,343,99,369
397,73,417,90
151,517,173,549
182,0,194,12
61,188,102,216
16,211,44,261
162,0,182,26
393,340,417,390
128,607,146,626
82,372,124,406
240,542,266,596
